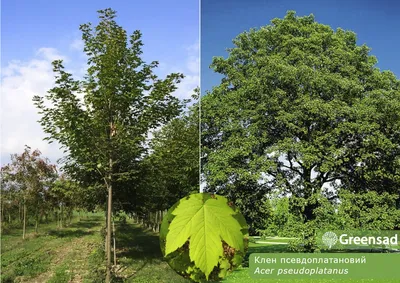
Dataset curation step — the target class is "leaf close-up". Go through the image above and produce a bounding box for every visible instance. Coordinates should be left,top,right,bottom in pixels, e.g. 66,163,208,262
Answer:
165,193,245,279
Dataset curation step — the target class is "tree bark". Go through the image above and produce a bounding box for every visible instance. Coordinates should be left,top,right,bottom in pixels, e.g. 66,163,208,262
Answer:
1,202,4,223
106,157,113,283
35,202,39,233
23,198,26,239
60,203,63,228
113,215,116,266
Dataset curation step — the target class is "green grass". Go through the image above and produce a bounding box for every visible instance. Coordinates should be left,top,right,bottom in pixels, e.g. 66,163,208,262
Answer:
2,215,399,283
257,237,295,244
112,220,400,283
1,213,104,283
113,219,189,282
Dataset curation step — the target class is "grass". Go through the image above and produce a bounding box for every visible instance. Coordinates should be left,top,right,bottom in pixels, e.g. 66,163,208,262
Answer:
2,215,399,283
1,213,105,283
102,219,400,283
112,219,189,282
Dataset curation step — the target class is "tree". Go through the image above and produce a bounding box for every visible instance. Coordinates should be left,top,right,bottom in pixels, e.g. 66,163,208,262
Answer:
1,146,57,238
33,8,184,281
136,92,200,214
201,11,400,226
336,190,400,230
48,176,83,227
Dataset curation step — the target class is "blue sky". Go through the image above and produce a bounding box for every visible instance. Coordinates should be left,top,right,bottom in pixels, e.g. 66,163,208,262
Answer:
1,0,199,165
2,0,198,67
201,0,400,93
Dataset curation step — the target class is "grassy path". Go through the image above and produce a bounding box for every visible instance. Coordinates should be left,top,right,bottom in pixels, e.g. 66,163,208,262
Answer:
1,214,104,283
113,220,188,283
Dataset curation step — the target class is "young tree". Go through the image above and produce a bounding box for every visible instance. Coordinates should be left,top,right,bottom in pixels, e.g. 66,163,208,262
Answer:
202,11,400,224
139,92,200,212
1,146,57,238
33,9,184,281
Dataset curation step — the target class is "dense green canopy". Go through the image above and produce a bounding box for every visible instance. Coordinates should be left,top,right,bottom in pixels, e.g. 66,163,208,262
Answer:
201,11,400,224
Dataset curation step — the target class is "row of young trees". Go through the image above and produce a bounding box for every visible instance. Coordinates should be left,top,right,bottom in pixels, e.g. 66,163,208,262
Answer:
201,11,400,241
1,90,198,237
21,8,199,282
0,147,82,237
1,8,199,282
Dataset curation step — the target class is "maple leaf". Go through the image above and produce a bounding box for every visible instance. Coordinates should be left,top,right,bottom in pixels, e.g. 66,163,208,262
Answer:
165,193,244,279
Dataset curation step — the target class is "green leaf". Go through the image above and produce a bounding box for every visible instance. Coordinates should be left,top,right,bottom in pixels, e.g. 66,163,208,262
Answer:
165,193,244,279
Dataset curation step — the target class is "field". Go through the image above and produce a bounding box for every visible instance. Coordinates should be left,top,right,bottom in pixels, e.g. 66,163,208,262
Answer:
1,213,105,283
2,214,399,283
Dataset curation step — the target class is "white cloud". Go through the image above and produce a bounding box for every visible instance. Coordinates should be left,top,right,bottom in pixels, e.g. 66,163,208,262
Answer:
69,38,84,51
169,41,200,100
37,47,68,62
186,41,200,74
1,48,65,165
1,40,200,166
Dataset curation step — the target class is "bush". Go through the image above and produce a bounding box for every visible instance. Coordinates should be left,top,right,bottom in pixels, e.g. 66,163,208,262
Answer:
287,221,320,253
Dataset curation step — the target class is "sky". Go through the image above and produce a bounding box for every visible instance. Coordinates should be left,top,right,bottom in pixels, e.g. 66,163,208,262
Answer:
201,0,400,93
1,0,199,165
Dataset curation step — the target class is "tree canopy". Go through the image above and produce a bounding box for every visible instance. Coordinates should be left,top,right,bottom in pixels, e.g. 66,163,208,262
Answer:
137,91,200,213
201,11,400,222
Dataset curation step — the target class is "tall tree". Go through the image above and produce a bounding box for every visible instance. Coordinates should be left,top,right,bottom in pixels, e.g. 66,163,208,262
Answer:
33,8,184,281
202,11,400,223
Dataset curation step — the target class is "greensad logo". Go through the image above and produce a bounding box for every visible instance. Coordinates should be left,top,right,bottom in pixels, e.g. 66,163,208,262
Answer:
322,231,338,249
318,230,400,250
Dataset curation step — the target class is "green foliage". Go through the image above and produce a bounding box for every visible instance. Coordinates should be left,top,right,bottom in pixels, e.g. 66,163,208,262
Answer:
160,193,248,282
201,10,400,228
287,221,319,253
137,92,199,213
223,181,273,235
33,8,185,212
259,196,305,237
336,190,400,230
1,146,58,235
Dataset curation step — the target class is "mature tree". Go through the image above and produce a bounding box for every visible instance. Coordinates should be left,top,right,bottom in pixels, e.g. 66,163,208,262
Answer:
33,8,184,281
1,146,57,238
202,11,400,224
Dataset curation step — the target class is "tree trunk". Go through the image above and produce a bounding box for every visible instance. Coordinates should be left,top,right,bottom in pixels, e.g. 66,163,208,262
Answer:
302,167,315,222
57,209,60,228
1,202,4,223
35,202,39,233
106,158,113,283
23,200,26,239
113,215,116,266
60,203,63,228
